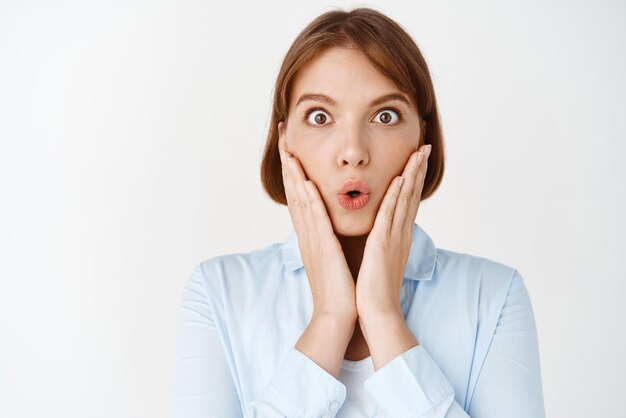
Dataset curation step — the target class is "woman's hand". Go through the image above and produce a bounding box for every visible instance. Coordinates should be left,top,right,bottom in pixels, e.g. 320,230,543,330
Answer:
278,142,358,321
355,144,432,321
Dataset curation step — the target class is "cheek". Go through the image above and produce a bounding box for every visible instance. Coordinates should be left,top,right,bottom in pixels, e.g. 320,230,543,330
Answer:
293,152,326,187
379,122,420,147
372,141,412,169
371,124,418,146
286,123,324,153
287,139,332,181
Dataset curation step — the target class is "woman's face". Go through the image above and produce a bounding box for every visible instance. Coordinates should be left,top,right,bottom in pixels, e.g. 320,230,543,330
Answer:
278,46,423,237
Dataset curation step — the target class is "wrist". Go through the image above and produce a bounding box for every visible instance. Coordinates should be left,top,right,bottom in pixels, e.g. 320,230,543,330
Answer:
312,311,357,334
357,304,402,323
358,308,405,341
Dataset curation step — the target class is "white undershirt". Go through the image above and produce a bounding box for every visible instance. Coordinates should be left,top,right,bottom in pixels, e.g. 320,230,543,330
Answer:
336,356,378,417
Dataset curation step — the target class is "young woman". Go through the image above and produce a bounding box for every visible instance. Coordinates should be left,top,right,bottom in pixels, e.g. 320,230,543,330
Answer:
169,7,545,418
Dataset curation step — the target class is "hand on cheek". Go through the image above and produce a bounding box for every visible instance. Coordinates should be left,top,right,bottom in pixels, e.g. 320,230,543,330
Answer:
278,142,358,320
355,143,432,318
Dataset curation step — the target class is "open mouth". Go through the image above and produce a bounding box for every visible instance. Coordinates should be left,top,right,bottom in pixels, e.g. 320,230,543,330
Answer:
337,178,371,210
337,190,371,210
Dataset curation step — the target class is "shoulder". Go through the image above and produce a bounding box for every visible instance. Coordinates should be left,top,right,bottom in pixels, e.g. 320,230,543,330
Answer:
428,247,530,345
435,246,518,277
184,239,286,299
433,246,522,301
196,241,283,279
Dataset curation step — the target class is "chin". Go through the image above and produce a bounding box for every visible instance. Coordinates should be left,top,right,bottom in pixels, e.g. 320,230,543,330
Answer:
331,214,375,237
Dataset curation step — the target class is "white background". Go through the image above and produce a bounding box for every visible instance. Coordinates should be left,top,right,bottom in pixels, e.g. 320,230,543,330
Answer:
1,1,624,417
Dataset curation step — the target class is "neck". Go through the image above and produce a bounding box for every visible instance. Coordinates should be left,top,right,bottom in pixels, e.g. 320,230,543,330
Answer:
336,233,369,281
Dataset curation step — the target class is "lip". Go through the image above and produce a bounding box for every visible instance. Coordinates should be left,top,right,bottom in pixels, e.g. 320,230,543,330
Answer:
338,179,372,195
337,193,370,210
337,178,372,210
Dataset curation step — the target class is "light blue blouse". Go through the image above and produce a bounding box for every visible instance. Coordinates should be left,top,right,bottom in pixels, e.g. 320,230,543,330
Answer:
169,222,545,417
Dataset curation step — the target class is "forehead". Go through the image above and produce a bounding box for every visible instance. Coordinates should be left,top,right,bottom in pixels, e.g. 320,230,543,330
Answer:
289,46,407,109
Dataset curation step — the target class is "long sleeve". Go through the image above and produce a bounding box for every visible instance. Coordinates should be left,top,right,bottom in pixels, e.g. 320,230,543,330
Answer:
362,270,546,418
169,265,242,418
246,347,346,417
169,264,348,418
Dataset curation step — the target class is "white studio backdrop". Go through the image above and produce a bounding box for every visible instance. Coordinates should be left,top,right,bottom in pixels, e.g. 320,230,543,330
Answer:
0,0,624,417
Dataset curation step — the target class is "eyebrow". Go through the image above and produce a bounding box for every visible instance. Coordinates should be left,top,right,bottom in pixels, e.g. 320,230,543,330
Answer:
295,92,411,109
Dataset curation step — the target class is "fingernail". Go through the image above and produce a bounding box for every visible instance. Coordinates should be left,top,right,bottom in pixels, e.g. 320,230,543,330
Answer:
398,176,405,188
425,144,432,154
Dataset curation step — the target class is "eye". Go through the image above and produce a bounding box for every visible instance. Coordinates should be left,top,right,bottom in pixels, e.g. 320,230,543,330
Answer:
372,108,401,125
304,108,333,126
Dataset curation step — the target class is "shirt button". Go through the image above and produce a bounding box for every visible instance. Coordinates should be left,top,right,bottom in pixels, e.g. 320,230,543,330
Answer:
329,401,339,412
378,411,387,418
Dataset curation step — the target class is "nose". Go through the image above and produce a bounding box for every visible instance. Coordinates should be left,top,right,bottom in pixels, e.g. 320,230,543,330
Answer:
336,122,370,168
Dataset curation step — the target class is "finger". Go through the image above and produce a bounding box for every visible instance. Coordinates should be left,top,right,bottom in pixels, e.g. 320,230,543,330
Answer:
287,154,311,216
279,147,305,232
391,146,426,236
284,151,320,249
303,180,340,249
403,145,431,231
370,175,405,241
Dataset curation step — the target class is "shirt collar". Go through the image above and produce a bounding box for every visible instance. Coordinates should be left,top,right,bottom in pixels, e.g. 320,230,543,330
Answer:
280,222,436,281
